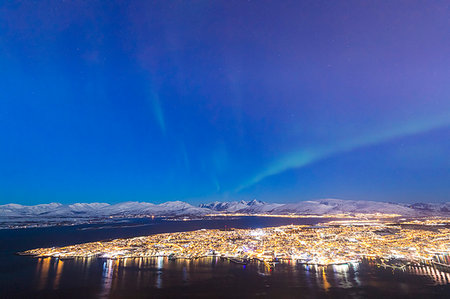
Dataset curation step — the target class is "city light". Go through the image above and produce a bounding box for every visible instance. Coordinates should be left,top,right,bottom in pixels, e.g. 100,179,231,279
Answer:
20,218,450,270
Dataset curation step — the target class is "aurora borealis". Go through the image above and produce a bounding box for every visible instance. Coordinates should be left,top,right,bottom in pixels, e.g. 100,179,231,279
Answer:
0,1,449,204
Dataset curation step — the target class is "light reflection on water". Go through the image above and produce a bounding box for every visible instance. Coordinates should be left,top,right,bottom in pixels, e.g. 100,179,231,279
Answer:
322,268,330,291
30,257,450,297
37,257,50,290
100,259,114,298
53,259,64,289
156,256,163,289
332,264,352,288
408,264,450,285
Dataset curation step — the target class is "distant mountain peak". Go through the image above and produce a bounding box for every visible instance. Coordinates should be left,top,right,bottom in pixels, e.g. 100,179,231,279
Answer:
248,199,265,206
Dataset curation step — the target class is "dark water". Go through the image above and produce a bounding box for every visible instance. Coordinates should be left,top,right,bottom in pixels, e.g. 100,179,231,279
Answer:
1,217,449,298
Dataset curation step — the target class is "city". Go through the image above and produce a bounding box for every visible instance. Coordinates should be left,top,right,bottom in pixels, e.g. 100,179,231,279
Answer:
21,219,450,269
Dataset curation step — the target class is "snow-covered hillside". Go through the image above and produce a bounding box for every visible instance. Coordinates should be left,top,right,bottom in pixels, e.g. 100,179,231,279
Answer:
200,198,450,216
199,199,282,213
200,199,283,214
0,201,211,218
1,199,449,219
270,199,416,215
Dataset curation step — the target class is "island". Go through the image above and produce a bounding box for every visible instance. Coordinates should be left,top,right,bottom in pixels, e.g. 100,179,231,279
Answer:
20,219,450,271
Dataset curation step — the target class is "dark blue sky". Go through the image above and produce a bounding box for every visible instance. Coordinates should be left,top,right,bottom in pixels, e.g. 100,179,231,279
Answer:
0,1,449,205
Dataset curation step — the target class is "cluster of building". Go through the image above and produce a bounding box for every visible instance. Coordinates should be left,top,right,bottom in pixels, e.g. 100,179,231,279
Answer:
21,221,450,266
206,213,401,219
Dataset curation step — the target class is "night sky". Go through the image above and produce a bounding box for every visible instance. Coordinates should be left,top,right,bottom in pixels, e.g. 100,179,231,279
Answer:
0,1,449,205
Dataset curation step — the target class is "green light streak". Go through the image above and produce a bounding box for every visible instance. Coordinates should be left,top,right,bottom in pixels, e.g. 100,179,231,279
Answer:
237,114,450,192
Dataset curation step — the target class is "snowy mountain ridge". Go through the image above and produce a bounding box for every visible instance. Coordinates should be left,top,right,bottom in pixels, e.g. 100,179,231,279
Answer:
1,199,449,218
0,201,211,218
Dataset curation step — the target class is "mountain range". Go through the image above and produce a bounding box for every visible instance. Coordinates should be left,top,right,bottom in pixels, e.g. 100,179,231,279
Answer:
1,199,449,218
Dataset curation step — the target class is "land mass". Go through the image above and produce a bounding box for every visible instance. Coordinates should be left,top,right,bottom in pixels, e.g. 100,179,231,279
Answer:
1,198,449,229
20,219,450,270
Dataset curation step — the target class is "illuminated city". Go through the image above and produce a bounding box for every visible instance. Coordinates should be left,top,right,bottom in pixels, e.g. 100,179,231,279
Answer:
21,219,450,270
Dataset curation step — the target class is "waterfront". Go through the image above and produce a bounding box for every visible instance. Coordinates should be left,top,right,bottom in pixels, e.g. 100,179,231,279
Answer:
20,224,450,266
1,217,450,298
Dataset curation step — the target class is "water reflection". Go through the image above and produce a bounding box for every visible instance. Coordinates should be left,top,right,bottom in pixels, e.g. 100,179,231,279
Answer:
332,264,353,288
407,264,450,285
322,268,330,291
53,259,64,289
182,265,189,283
82,257,93,282
156,256,164,289
30,257,450,297
37,257,50,290
100,259,114,298
351,262,361,286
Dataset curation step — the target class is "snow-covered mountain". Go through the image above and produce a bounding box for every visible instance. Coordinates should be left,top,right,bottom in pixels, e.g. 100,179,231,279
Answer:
1,199,449,219
404,202,450,214
0,201,211,218
270,199,417,215
103,201,212,217
200,199,283,214
199,200,248,212
199,198,450,216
